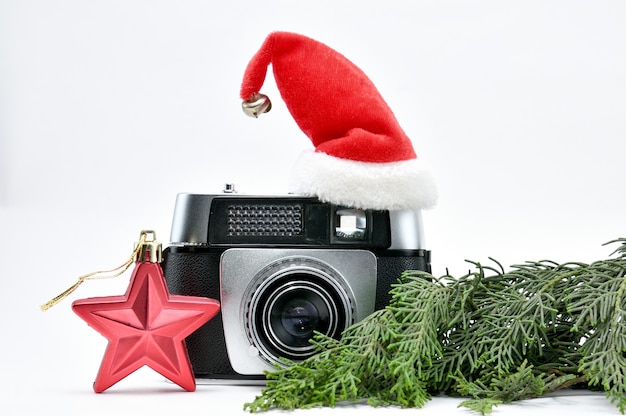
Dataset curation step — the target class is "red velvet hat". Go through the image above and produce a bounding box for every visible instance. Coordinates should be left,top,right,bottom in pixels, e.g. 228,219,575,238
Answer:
240,31,437,210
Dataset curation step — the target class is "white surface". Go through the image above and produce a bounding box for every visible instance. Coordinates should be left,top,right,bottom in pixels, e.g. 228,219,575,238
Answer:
1,1,625,414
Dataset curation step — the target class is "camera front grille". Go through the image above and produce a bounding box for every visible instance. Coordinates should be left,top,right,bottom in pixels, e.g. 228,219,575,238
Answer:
227,204,303,237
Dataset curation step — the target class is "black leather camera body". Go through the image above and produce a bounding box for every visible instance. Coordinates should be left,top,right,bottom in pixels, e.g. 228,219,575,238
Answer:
162,186,431,381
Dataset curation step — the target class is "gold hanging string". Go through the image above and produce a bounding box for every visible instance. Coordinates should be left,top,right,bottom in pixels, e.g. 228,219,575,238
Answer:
40,233,147,312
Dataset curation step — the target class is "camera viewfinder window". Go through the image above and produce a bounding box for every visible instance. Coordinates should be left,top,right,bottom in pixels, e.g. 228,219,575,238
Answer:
335,209,367,240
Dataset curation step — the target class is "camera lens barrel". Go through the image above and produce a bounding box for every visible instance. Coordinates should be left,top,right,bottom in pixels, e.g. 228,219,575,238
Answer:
252,273,347,361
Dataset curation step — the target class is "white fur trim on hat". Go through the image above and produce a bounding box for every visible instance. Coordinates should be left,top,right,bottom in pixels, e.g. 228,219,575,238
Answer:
289,150,438,211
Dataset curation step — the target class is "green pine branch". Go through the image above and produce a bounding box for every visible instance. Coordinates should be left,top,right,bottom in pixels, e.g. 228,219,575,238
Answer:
244,238,626,414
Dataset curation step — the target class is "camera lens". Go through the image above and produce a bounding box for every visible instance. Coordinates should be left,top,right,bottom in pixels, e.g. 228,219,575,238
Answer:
247,263,352,364
265,283,336,353
280,299,319,338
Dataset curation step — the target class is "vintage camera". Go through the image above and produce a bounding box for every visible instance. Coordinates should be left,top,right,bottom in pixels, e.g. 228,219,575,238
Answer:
162,185,431,381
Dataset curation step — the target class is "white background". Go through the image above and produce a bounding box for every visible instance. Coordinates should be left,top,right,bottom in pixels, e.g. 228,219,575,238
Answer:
1,0,625,414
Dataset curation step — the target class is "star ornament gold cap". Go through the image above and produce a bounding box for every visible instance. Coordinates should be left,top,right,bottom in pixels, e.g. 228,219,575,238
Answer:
134,230,162,263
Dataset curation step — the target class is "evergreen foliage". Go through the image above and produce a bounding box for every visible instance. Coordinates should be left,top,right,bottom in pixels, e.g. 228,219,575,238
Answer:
244,239,626,414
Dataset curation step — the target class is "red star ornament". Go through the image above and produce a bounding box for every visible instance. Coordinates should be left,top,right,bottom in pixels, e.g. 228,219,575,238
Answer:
72,261,220,393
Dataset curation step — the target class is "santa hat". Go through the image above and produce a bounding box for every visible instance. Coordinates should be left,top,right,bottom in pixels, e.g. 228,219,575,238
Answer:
240,31,437,211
